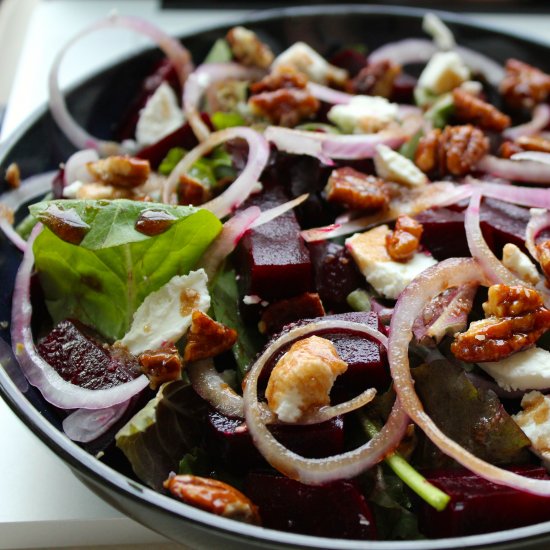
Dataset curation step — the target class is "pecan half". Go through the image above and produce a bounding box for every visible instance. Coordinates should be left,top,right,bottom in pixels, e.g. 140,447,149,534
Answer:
451,284,550,362
164,474,261,525
250,65,307,94
536,240,550,282
500,59,550,110
87,156,150,188
346,60,401,98
177,174,211,206
226,26,274,69
324,166,389,211
183,310,237,362
415,124,489,177
139,345,183,389
5,163,20,189
499,140,524,159
386,215,423,262
452,88,511,132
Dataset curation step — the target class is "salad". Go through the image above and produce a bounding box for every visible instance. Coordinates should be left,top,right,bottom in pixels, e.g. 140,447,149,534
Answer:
5,10,550,542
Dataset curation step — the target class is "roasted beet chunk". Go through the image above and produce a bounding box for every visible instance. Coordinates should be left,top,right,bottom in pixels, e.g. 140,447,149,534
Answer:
245,472,377,539
38,319,141,389
236,186,313,301
418,466,550,538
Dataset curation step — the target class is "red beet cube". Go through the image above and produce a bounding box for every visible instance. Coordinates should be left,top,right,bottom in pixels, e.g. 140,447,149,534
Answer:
245,472,377,539
418,465,550,538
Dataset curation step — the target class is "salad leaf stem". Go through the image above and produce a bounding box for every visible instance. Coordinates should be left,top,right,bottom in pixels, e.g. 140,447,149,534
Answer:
359,412,450,512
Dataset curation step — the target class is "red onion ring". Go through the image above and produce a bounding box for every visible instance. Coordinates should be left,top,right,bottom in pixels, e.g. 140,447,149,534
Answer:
477,155,550,184
307,82,354,105
504,104,550,140
466,178,550,209
11,225,149,409
0,214,26,252
525,207,550,260
464,190,523,285
265,126,407,163
49,14,193,155
62,400,130,443
64,149,99,185
243,319,409,485
511,151,550,165
184,63,264,142
389,257,550,496
162,127,270,218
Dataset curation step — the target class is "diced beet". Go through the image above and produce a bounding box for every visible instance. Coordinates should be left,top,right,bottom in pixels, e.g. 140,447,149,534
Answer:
329,49,368,77
418,465,550,538
51,168,65,199
245,472,377,539
309,241,364,312
390,72,417,104
236,186,313,302
38,319,141,389
206,410,344,472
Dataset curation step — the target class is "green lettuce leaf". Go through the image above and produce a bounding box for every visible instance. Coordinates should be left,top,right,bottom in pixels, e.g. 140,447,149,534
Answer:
31,199,221,340
204,38,233,63
116,381,207,490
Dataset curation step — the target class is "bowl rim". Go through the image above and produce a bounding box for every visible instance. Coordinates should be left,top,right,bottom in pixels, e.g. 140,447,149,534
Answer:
2,4,550,549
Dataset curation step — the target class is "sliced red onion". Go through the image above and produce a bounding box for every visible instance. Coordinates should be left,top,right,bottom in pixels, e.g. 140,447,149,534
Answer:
265,126,407,163
465,190,523,286
184,63,264,142
466,178,550,209
64,149,99,185
389,257,550,496
11,225,149,409
307,82,354,105
162,127,270,218
477,155,550,184
243,319,409,485
249,193,308,229
504,104,550,140
0,215,26,252
525,207,550,260
49,14,193,155
423,13,455,51
511,151,550,165
62,400,130,443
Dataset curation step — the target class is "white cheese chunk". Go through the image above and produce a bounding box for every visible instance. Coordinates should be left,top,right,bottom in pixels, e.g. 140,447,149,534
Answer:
417,51,470,95
374,144,428,187
62,180,84,198
135,82,185,146
479,347,550,391
118,269,210,355
502,243,541,286
514,391,550,467
272,42,347,86
327,95,399,134
346,225,437,299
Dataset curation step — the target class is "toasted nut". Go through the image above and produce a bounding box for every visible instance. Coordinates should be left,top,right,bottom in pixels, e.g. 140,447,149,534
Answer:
250,65,307,94
499,140,524,159
139,345,183,389
226,26,274,69
164,474,261,525
265,335,347,423
386,215,423,262
451,284,550,362
537,240,550,282
184,310,237,362
5,163,20,189
346,60,401,98
177,174,211,206
87,156,150,188
324,167,389,211
258,292,325,335
248,88,320,127
415,124,489,177
75,182,134,200
516,135,550,153
452,88,511,131
500,59,550,110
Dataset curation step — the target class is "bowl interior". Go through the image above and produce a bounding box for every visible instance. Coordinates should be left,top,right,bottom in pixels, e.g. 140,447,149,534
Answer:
2,5,550,549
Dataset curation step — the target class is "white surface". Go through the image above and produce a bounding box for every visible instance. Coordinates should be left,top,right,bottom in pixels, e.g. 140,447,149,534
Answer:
1,2,550,549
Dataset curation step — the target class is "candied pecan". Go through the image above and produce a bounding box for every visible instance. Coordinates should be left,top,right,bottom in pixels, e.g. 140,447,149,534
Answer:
248,88,320,127
177,174,211,206
250,66,307,94
500,58,550,110
452,88,511,132
346,60,401,98
258,292,325,335
324,166,389,211
516,135,550,153
87,156,150,188
499,140,524,159
74,182,134,200
451,284,550,362
139,345,183,389
536,240,550,282
386,215,423,262
415,125,489,177
5,162,20,189
164,474,261,525
226,26,274,69
183,310,237,362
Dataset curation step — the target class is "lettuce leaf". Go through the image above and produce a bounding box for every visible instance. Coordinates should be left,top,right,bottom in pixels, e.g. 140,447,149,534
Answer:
30,199,221,340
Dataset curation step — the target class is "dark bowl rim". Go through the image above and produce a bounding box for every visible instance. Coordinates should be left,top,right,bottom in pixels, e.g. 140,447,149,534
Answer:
2,4,550,549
